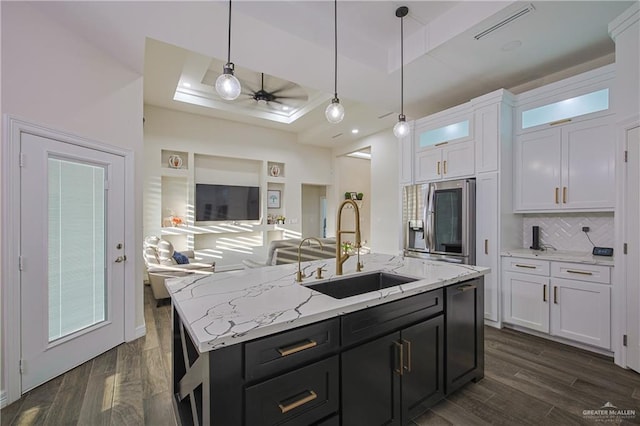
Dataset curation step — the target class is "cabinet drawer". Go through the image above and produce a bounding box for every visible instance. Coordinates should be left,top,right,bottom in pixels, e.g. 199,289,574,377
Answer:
245,356,339,426
502,257,550,276
551,262,611,284
342,289,443,347
245,318,339,381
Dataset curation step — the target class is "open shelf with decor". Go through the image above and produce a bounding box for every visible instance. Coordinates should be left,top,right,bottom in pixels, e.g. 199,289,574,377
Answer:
161,149,189,171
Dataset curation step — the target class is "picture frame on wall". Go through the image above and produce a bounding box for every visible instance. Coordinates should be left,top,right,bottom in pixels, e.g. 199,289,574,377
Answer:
350,192,358,200
267,190,281,209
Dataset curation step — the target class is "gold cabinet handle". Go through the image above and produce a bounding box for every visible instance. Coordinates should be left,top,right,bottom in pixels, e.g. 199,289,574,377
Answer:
484,239,489,255
278,390,317,414
434,141,448,147
437,161,441,175
563,187,567,204
403,339,412,373
543,284,547,302
394,341,404,376
566,269,593,276
443,160,447,174
277,339,317,357
515,264,536,269
457,284,477,292
549,118,572,126
554,286,558,304
555,187,559,204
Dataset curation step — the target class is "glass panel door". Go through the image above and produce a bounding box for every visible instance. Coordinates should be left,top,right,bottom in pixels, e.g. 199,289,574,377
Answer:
432,189,462,253
48,157,106,342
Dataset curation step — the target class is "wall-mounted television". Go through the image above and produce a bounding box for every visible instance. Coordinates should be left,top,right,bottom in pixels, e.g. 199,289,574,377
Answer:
195,184,260,222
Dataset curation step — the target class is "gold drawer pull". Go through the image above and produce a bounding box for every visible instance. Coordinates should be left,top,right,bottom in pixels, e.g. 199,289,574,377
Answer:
394,341,404,376
515,264,536,269
484,239,488,255
457,284,477,292
543,284,547,302
403,339,412,373
437,161,441,175
278,390,317,414
566,269,593,276
549,118,572,126
443,160,448,174
434,141,449,147
555,187,559,204
563,187,567,204
277,340,317,357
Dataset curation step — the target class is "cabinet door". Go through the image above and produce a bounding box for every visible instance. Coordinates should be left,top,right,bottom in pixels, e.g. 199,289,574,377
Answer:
502,271,549,332
341,332,401,426
475,173,499,322
514,128,562,211
401,315,444,420
415,149,442,182
475,103,499,173
442,141,474,179
445,279,484,394
562,119,615,210
550,278,611,349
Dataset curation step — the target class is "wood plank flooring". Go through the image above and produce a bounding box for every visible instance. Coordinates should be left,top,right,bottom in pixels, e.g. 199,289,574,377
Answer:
3,286,639,425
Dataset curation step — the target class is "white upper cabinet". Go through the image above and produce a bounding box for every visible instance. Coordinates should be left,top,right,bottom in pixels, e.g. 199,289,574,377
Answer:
474,103,500,173
414,112,475,183
514,116,615,212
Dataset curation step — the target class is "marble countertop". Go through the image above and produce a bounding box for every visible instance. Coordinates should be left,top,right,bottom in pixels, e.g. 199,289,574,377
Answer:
166,253,489,353
501,248,614,266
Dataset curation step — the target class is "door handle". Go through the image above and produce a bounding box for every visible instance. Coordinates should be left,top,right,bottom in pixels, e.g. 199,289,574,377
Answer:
436,161,441,175
484,239,488,255
443,160,447,175
278,340,317,357
278,390,317,414
403,339,412,373
555,187,559,204
543,284,547,302
554,286,558,304
563,187,567,204
115,255,127,263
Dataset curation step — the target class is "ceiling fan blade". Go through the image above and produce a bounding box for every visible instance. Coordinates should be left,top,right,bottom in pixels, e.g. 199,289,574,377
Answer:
274,94,308,101
269,82,298,95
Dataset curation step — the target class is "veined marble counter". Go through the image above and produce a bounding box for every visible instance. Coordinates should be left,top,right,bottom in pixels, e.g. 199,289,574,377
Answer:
501,248,614,266
166,253,489,353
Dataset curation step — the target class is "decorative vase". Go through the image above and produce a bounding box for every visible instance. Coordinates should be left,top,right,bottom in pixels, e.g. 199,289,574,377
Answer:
168,155,183,169
269,165,281,177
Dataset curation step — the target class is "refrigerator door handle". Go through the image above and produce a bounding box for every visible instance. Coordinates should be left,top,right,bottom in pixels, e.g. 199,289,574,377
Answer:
424,184,435,252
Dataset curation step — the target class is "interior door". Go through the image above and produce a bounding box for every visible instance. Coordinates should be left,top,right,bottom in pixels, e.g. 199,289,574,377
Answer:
626,126,640,373
20,132,126,392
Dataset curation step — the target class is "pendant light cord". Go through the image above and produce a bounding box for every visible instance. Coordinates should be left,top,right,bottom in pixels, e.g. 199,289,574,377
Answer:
333,0,338,99
400,13,404,116
227,0,232,64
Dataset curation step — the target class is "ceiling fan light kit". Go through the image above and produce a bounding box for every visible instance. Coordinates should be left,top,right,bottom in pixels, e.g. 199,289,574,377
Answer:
393,6,410,139
325,0,345,124
215,0,242,101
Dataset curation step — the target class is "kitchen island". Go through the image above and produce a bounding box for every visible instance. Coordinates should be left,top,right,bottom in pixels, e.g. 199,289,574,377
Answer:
167,253,489,425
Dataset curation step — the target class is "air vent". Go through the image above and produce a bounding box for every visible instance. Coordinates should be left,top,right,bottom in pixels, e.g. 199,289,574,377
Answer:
378,112,394,119
332,133,343,139
474,4,535,40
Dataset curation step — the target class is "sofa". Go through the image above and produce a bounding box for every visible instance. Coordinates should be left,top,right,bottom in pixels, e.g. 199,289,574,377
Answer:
143,236,215,304
242,238,337,268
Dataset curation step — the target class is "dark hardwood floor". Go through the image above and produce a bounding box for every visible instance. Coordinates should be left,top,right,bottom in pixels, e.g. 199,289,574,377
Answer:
3,286,639,425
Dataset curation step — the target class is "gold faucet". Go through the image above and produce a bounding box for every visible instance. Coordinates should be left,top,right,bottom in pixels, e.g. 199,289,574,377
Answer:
336,199,363,275
295,237,324,282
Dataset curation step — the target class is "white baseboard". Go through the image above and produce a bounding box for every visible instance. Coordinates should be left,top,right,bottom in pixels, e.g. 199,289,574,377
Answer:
1,389,7,409
133,324,146,341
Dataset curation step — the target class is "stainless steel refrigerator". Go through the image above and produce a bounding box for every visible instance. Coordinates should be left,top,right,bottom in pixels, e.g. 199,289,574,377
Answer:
402,178,475,264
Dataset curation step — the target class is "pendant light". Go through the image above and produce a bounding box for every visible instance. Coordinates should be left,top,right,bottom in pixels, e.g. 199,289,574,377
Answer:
393,6,410,139
325,0,345,124
215,0,242,100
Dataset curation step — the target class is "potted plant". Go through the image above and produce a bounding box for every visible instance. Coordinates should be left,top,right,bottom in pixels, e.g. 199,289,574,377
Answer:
344,192,351,200
356,193,364,200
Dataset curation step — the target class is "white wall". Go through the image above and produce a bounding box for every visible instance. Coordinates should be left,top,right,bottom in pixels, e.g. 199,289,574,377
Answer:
333,129,400,255
143,105,334,269
301,184,327,238
1,2,144,402
334,156,371,245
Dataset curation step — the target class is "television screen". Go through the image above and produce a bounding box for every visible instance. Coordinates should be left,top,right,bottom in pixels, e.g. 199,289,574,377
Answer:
195,184,260,222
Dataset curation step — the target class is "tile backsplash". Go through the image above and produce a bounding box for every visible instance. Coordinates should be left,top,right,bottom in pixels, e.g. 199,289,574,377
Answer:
522,213,614,252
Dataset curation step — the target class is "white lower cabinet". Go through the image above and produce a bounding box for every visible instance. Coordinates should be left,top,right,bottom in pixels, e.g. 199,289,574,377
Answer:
502,257,611,350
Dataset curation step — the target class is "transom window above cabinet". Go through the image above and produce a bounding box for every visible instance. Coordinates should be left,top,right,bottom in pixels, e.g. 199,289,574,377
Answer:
521,88,609,130
418,120,470,148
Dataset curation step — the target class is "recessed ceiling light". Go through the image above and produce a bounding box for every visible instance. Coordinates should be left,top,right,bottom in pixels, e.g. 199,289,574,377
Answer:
351,129,359,134
182,82,191,88
282,105,290,111
501,40,522,52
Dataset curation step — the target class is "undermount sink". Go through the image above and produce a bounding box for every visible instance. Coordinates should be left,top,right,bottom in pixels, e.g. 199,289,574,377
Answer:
306,272,418,299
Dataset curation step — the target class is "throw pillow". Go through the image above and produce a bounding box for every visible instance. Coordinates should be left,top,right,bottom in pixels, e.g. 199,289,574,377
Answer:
173,251,190,265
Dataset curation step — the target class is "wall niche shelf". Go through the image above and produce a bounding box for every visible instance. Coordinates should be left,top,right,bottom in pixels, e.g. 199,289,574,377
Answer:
161,149,189,170
267,161,285,178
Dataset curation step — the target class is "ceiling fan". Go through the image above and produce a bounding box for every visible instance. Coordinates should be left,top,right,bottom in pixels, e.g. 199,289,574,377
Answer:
243,73,308,110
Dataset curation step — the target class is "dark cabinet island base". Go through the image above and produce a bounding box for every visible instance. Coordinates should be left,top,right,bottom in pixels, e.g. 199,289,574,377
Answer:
172,277,484,425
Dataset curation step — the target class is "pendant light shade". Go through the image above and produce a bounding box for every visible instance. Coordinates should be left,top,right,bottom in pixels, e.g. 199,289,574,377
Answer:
216,0,241,101
393,6,409,139
325,0,344,123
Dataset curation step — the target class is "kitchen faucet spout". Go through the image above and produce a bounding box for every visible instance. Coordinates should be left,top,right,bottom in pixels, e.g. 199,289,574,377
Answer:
296,237,324,282
336,199,363,275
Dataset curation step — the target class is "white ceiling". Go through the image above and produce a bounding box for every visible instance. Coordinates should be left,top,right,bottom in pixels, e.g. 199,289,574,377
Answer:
32,1,634,147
